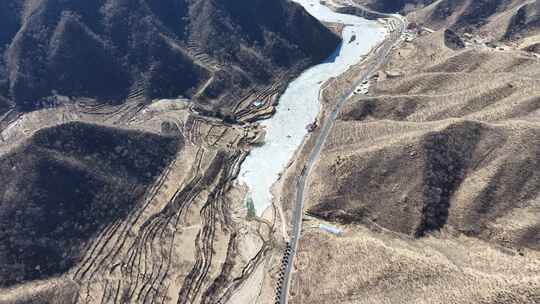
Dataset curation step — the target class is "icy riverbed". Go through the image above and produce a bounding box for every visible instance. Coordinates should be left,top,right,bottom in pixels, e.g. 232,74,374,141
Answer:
238,0,386,216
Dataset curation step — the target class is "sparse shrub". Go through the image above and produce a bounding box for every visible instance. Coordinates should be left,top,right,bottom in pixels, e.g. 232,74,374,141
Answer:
246,197,257,219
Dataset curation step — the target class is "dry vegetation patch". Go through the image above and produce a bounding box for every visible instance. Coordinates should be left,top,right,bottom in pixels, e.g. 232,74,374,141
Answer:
293,4,540,302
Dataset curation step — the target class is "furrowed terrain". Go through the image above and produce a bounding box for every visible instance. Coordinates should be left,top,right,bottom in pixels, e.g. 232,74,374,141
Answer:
3,0,540,303
0,122,180,288
0,98,281,304
0,0,341,303
287,0,540,303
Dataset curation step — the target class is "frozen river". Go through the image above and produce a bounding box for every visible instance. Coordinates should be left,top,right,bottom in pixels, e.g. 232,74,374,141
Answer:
238,0,386,215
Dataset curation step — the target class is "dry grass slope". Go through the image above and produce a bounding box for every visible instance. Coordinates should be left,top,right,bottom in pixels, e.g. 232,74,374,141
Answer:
293,4,540,303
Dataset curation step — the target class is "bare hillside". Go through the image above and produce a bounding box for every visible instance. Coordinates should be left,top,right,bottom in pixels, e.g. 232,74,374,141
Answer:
291,226,540,304
0,1,342,301
0,99,279,304
290,2,540,303
356,0,540,41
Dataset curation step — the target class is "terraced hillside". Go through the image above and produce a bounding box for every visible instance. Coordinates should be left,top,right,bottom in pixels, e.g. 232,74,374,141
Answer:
0,0,339,113
0,122,180,288
0,98,280,304
0,1,344,301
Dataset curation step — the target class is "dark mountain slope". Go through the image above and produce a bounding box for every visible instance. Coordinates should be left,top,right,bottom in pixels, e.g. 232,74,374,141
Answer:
360,0,540,40
1,0,340,112
309,119,540,250
505,1,540,39
47,12,130,103
306,33,540,250
0,122,180,287
358,0,437,13
451,0,513,29
0,1,23,49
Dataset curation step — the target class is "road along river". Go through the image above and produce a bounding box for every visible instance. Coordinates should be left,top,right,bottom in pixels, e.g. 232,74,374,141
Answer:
238,0,387,216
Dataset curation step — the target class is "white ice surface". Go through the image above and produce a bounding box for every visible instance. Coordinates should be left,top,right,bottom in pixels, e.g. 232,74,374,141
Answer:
238,0,386,216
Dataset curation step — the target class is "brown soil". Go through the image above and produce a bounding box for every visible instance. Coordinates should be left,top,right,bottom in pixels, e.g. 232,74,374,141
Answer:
288,2,540,303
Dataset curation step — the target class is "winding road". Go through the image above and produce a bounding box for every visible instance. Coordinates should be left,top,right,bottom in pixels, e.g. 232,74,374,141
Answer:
277,3,407,304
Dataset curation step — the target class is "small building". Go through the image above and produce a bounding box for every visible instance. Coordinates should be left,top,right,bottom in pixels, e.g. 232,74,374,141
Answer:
319,224,342,236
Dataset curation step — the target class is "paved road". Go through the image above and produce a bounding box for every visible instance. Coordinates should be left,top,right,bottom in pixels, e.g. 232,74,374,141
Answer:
277,6,407,304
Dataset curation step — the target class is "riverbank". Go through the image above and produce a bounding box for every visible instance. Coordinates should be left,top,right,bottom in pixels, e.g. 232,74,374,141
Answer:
277,5,407,302
238,0,387,216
